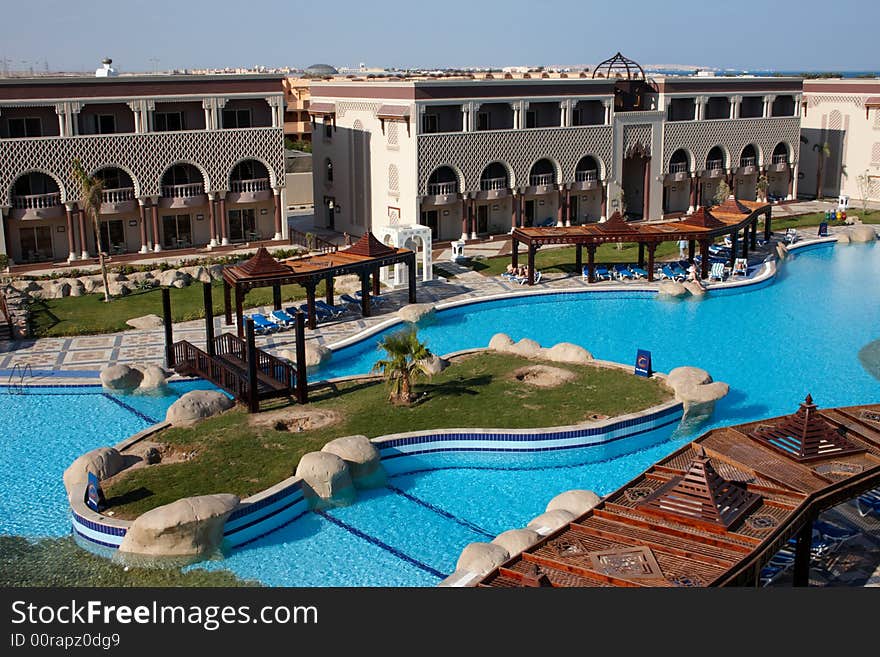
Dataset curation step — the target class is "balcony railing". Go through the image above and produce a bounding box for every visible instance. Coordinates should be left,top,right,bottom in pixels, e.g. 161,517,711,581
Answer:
12,192,61,210
706,159,724,171
480,177,508,191
230,178,270,194
427,181,458,195
529,173,555,186
772,153,789,164
101,187,135,204
669,162,688,174
161,182,204,198
740,156,757,168
575,169,598,182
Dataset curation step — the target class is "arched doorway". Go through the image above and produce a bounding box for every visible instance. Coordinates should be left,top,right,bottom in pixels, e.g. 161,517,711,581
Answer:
702,146,727,205
622,143,650,219
573,155,602,223
737,144,759,201
664,149,691,214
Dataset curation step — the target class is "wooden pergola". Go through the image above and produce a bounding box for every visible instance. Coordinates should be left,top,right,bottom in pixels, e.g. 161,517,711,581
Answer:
222,232,418,334
479,397,880,588
511,199,773,284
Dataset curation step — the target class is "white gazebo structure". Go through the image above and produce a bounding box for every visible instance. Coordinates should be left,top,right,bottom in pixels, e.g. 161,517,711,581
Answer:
377,224,433,286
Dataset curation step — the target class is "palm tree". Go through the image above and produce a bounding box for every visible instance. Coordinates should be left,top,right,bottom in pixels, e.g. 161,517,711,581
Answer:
813,142,831,201
372,327,433,405
712,179,731,206
72,158,110,303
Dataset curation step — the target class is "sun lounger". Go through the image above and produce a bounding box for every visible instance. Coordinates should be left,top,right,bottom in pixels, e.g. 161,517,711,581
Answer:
594,265,611,281
271,309,297,326
355,290,388,305
613,264,633,280
659,264,684,281
249,313,280,334
856,488,880,518
785,228,799,244
515,270,542,285
315,299,348,317
629,265,648,279
339,294,361,308
708,261,727,282
296,303,332,321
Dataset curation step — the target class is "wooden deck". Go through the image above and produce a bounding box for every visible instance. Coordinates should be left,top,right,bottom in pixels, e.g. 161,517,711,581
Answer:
478,398,880,587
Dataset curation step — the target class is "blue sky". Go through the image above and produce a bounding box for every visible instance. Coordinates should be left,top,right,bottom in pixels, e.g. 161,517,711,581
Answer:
2,0,876,73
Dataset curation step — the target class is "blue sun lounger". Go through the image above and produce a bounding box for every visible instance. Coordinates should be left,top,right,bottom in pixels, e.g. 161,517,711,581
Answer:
613,264,634,280
271,309,297,327
315,299,348,317
249,313,280,334
629,265,648,279
340,293,361,308
355,290,389,305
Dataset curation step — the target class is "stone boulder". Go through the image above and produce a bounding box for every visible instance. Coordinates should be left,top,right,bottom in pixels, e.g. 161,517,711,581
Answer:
397,303,436,324
156,270,183,287
657,280,689,298
666,366,729,421
208,264,226,281
509,338,544,359
455,542,510,576
303,343,332,368
419,354,449,376
118,493,239,558
683,281,707,297
545,342,593,364
100,364,144,391
126,314,164,330
171,279,188,289
295,451,355,505
134,364,169,390
11,279,40,293
488,333,515,351
80,277,99,294
491,529,540,557
321,435,384,488
836,232,851,244
545,489,601,517
667,366,712,389
107,281,132,297
179,265,211,283
63,447,124,497
850,225,877,243
126,271,153,284
526,509,575,535
42,281,71,299
165,390,234,427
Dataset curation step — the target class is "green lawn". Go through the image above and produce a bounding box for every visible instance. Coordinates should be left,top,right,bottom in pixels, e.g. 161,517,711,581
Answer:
768,209,878,232
0,536,255,587
104,351,671,518
30,280,327,337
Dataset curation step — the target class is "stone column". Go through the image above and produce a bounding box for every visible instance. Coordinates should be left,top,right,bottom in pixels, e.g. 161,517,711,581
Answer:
469,199,477,240
565,188,572,226
603,99,612,124
688,176,696,214
207,193,218,247
137,197,149,253
219,192,229,245
151,199,162,252
55,103,67,137
556,188,564,227
642,158,651,220
273,187,283,240
510,191,518,232
78,208,90,259
460,197,468,242
790,161,799,200
600,183,607,220
64,203,77,262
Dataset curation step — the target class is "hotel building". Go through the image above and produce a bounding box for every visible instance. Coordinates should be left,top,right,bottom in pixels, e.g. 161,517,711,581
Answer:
309,54,802,243
0,73,287,264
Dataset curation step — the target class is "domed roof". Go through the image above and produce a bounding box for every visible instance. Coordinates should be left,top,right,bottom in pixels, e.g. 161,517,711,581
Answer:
592,52,645,80
304,64,339,76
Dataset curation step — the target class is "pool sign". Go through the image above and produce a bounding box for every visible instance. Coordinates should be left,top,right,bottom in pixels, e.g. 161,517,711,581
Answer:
635,349,652,377
86,471,102,512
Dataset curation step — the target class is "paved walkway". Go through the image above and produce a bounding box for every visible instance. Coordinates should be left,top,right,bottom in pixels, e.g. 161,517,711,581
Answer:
3,221,869,383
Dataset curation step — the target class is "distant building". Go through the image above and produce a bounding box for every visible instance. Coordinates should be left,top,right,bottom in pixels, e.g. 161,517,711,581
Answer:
800,79,880,202
283,77,312,144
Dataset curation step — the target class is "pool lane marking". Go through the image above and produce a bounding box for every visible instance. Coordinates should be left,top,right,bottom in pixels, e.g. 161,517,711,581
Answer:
100,393,159,425
385,484,495,539
314,509,446,580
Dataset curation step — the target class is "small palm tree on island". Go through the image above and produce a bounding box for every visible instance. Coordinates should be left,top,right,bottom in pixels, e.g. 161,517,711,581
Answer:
72,158,111,303
372,327,433,405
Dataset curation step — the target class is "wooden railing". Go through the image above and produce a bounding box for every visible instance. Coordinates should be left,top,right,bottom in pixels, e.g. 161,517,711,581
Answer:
173,340,250,401
288,227,338,253
213,333,298,391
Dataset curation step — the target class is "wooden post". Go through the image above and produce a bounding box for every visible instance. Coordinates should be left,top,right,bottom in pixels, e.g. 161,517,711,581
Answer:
294,310,308,404
511,192,518,230
325,275,335,305
162,287,174,368
729,230,738,269
638,242,645,267
223,280,232,326
408,253,417,303
764,210,772,241
565,188,571,226
742,224,750,259
235,285,245,338
511,237,519,268
272,283,282,311
647,243,657,281
360,272,371,317
792,519,813,587
527,244,535,285
245,318,259,413
699,240,710,279
575,243,583,275
372,265,381,296
687,240,695,264
305,281,317,330
750,217,758,248
586,244,596,283
202,282,215,358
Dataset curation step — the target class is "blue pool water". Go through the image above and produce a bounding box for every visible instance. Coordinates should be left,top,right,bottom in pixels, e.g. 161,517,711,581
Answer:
0,379,221,537
194,242,880,586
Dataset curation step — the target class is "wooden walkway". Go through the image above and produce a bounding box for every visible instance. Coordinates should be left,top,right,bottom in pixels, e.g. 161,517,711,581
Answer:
479,397,880,587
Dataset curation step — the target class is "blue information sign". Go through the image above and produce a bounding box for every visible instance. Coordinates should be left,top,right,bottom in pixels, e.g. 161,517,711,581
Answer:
86,471,102,512
635,349,652,377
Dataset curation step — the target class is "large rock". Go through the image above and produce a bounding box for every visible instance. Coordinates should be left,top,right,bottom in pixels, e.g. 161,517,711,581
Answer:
208,264,226,281
667,366,712,389
156,270,183,287
850,225,877,243
683,280,707,296
509,338,544,359
397,303,436,324
455,542,510,576
304,343,332,368
545,342,593,364
118,493,239,558
63,447,124,497
42,281,71,299
179,266,211,283
321,435,384,488
165,390,234,427
107,281,132,297
126,314,164,330
836,232,851,244
658,280,689,298
134,364,169,390
488,333,515,351
126,271,154,284
419,354,449,376
545,489,601,517
491,529,541,557
79,277,99,294
295,451,355,505
10,279,40,293
171,279,188,289
100,364,144,391
526,509,575,535
666,366,729,421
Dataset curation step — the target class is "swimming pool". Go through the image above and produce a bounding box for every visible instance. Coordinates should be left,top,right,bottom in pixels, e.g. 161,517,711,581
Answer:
194,241,879,586
0,380,221,537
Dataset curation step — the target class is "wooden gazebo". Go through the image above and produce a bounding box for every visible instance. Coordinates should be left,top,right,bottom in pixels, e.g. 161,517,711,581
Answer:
510,199,772,284
222,232,418,334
